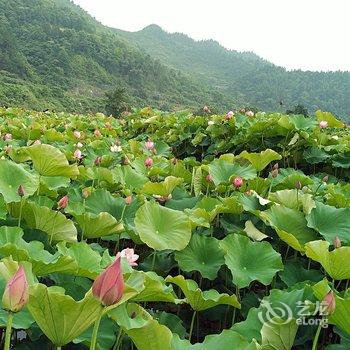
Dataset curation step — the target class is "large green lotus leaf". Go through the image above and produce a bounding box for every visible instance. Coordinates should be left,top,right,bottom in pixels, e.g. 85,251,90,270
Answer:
135,201,192,251
315,110,344,128
27,284,103,346
73,315,118,350
0,159,39,202
26,144,79,177
269,189,315,214
0,278,35,329
84,188,124,219
40,176,70,190
75,212,124,239
260,317,298,350
305,240,350,280
113,165,149,189
306,202,350,243
142,176,183,196
273,170,313,190
313,279,350,334
237,149,282,172
130,271,178,303
220,234,283,288
244,220,268,241
281,114,316,131
109,303,173,350
0,226,76,276
19,201,77,243
171,330,259,350
165,275,240,311
303,147,330,164
218,196,244,215
209,159,256,185
57,242,105,278
261,204,318,252
175,234,224,280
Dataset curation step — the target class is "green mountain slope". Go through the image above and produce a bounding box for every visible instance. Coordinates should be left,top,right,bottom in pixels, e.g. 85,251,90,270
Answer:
0,0,233,112
117,24,350,118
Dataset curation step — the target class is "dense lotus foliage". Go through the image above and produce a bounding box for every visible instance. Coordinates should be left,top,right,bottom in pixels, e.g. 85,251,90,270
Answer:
0,106,350,349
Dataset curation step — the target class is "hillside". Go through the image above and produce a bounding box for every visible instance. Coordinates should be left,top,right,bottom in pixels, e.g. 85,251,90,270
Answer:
117,24,350,119
0,0,233,113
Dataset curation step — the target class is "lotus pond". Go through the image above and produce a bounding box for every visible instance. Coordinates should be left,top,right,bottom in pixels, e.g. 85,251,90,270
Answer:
0,107,350,349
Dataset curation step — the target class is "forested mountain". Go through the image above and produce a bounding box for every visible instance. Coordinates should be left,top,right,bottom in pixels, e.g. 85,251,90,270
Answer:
117,24,350,118
0,0,233,112
1,0,350,119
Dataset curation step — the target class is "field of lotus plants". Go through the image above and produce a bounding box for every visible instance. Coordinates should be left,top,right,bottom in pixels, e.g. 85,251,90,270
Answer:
0,106,350,349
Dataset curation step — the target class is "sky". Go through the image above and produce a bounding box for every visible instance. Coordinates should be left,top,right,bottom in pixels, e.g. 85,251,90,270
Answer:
73,0,350,72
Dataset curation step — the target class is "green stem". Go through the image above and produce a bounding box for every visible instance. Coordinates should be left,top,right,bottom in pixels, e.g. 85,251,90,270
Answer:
57,347,62,350
49,211,59,245
151,251,157,271
311,319,323,350
112,328,124,350
4,312,13,350
18,197,24,227
90,308,104,350
189,311,197,343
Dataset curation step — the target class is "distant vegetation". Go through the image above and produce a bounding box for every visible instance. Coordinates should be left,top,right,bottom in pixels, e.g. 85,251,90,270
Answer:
1,0,350,121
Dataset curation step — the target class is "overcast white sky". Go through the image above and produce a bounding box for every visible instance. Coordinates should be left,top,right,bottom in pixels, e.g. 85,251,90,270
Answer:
73,0,350,72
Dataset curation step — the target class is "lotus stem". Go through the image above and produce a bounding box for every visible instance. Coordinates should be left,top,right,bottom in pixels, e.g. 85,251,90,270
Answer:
18,197,24,227
4,312,13,350
311,319,323,350
189,310,197,343
90,308,104,350
49,211,59,245
112,328,124,350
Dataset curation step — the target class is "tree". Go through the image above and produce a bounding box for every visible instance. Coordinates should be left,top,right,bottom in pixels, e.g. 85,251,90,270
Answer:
105,87,129,117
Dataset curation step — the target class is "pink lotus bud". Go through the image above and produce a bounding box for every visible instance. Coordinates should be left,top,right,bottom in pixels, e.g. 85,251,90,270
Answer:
145,157,153,168
322,175,329,183
171,158,178,165
272,163,279,171
203,106,211,114
2,266,29,313
206,174,213,183
120,248,139,267
73,130,81,139
73,149,82,159
272,169,279,178
295,181,302,190
94,156,102,166
333,236,341,249
33,139,41,145
123,156,130,165
145,140,155,150
246,111,255,117
82,188,91,199
4,133,12,141
322,291,336,315
94,129,102,137
92,256,125,306
125,196,133,205
319,120,328,129
232,176,243,188
18,185,25,197
57,195,69,210
225,111,234,120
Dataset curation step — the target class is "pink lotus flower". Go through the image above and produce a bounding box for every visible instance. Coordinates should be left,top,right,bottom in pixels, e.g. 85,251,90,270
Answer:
145,157,153,167
225,111,234,120
33,139,42,145
73,149,82,159
203,106,211,114
206,174,213,183
125,196,133,205
2,266,29,313
94,156,102,166
333,236,341,249
57,195,69,210
233,176,243,188
246,111,255,117
322,291,336,315
92,256,125,306
76,142,83,148
94,129,102,137
319,120,328,129
73,130,81,139
145,140,155,151
3,133,12,141
120,248,139,267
